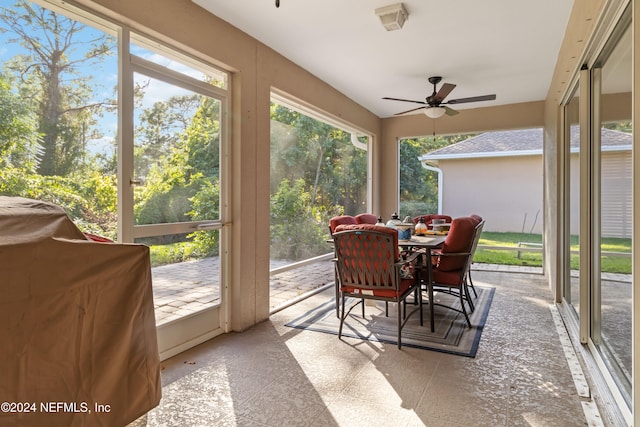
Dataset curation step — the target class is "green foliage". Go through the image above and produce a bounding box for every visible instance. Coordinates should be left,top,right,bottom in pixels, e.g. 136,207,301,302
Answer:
399,134,477,212
187,179,220,256
603,121,632,133
148,241,201,267
184,97,220,176
270,103,367,215
134,160,195,225
0,74,39,169
0,166,117,238
269,102,368,261
270,179,330,260
399,201,436,219
1,0,116,176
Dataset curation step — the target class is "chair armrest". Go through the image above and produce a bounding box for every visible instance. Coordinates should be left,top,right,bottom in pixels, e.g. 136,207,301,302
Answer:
436,252,472,257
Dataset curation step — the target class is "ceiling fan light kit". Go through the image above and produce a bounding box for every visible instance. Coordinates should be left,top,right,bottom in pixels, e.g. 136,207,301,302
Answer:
424,106,446,119
383,75,496,118
375,3,408,31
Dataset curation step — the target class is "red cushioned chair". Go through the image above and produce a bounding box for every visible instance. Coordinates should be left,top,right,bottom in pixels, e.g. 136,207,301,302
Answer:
329,215,357,234
332,224,423,349
84,232,114,243
466,214,485,298
328,215,358,317
354,213,378,225
427,217,482,329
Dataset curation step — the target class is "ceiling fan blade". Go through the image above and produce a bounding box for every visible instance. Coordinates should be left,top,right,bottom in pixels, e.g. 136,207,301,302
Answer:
446,94,496,105
394,106,427,115
383,97,428,105
433,83,456,103
444,106,459,116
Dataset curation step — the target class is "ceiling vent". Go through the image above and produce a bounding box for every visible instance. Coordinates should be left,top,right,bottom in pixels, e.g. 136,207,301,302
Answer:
375,3,408,31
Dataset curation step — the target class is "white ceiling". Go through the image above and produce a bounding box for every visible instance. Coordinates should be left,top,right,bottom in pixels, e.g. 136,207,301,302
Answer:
193,0,574,118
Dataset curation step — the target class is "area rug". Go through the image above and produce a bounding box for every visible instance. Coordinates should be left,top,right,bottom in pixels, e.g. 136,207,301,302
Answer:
286,286,495,357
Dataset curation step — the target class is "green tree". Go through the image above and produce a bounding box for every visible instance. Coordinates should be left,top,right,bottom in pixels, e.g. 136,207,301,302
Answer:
270,178,328,260
604,121,632,133
0,73,39,170
399,134,476,217
135,94,203,180
134,94,220,231
0,0,115,176
187,180,220,256
270,103,367,216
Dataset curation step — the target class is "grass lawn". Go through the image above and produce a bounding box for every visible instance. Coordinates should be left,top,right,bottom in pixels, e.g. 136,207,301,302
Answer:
476,232,631,274
147,231,632,275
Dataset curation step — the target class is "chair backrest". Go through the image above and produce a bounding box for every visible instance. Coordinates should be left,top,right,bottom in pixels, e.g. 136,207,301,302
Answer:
436,216,477,272
332,224,400,290
355,213,378,225
469,214,483,225
329,215,357,234
469,219,485,262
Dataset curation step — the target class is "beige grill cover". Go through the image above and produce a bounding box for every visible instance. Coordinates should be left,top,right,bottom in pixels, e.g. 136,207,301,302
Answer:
0,197,161,426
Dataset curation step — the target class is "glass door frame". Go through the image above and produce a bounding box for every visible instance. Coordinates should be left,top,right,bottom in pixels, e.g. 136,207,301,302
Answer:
117,28,231,360
559,3,633,420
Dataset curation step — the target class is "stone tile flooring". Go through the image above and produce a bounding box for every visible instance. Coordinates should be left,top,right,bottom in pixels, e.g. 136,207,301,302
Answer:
131,269,618,426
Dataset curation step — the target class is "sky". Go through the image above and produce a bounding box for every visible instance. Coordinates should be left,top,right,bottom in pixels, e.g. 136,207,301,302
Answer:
0,0,218,156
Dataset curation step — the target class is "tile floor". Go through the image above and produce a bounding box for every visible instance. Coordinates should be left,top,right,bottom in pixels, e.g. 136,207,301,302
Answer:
131,269,607,427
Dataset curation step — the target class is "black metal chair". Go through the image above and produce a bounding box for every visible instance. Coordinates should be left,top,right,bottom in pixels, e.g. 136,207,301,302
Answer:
332,224,423,349
427,217,483,328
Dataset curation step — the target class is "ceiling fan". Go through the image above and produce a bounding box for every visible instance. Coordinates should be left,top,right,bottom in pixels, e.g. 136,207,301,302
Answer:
383,76,496,118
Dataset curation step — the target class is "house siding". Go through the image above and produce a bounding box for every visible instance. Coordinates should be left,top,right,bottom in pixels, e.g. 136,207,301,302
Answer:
602,151,632,238
439,154,543,234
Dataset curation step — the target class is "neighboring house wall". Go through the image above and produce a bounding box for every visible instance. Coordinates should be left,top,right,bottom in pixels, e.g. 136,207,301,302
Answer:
438,154,543,234
602,150,632,238
568,150,632,238
437,149,630,238
426,125,631,238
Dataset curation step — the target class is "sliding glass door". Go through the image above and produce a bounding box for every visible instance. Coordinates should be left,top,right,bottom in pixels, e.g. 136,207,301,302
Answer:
593,16,632,403
562,6,632,411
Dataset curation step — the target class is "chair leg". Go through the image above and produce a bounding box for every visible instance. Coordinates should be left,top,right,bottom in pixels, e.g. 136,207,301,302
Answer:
397,300,402,349
334,270,340,318
467,268,478,298
429,281,435,333
464,278,475,312
467,285,475,312
338,294,347,339
418,285,423,326
459,288,471,328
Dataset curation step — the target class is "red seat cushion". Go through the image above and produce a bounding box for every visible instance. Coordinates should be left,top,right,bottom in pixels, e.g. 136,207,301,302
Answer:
341,277,414,298
432,269,465,287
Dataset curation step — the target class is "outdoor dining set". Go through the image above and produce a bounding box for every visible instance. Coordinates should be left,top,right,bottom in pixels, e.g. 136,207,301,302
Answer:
328,213,485,349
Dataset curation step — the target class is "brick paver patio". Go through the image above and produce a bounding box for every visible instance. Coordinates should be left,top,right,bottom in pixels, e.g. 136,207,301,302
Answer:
150,258,630,326
150,257,334,325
